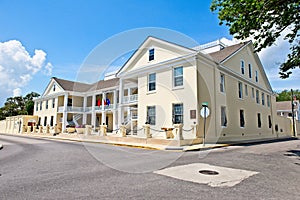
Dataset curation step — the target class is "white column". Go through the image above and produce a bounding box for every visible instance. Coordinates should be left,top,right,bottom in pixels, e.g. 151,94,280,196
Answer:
62,93,68,132
118,79,124,126
91,94,96,128
113,90,117,110
113,110,118,132
83,96,87,124
102,92,106,125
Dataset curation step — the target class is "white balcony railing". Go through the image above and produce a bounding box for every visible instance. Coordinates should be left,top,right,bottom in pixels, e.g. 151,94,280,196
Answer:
85,107,92,112
58,103,117,113
58,106,84,112
123,94,138,104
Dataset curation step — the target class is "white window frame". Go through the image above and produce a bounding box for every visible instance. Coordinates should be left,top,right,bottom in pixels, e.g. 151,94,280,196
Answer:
173,66,183,88
240,60,245,74
221,106,227,127
147,106,156,125
148,73,156,92
220,73,225,93
149,48,154,61
172,103,183,124
248,63,252,78
238,82,243,99
245,84,248,96
256,90,260,104
255,70,258,82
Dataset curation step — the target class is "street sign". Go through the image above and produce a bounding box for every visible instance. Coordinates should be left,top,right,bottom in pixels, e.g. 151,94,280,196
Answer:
200,107,210,118
202,102,208,107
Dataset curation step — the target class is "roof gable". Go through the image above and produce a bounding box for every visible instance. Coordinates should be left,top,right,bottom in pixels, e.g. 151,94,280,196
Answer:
208,42,247,63
118,36,196,76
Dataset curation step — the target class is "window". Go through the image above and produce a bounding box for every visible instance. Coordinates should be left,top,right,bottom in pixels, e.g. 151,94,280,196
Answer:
46,100,49,109
173,66,183,87
52,98,55,108
173,103,183,124
38,117,41,126
147,106,156,125
248,64,252,78
44,116,47,126
257,113,261,128
240,60,245,74
36,102,38,111
148,73,156,92
221,106,227,127
256,90,260,104
149,48,154,61
50,116,54,127
245,84,248,96
268,115,272,128
267,95,270,107
53,84,56,91
262,93,265,106
255,70,258,82
67,98,72,106
40,102,42,110
252,88,255,99
240,110,245,127
220,73,225,93
238,82,243,99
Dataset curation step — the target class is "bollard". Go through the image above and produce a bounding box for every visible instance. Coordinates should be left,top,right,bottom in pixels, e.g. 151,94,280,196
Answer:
143,124,151,138
46,125,50,134
39,126,43,134
174,124,183,140
27,126,31,134
119,125,126,137
192,124,200,138
100,125,107,136
85,125,92,135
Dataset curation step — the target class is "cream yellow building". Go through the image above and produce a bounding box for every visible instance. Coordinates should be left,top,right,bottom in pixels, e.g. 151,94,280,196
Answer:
31,36,294,144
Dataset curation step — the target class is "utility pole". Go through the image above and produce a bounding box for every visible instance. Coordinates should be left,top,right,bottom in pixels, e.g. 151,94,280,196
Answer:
291,89,296,136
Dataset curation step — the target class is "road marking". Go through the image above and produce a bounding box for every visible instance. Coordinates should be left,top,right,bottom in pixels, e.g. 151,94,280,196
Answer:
154,163,258,187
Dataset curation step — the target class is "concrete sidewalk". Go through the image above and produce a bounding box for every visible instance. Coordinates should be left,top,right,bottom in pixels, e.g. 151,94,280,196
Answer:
0,132,228,151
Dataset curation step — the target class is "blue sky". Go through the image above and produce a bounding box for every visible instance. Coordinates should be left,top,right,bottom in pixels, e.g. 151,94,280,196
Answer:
0,0,297,105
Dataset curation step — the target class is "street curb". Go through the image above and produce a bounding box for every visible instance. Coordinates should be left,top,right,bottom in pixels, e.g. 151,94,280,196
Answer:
0,144,3,150
0,133,162,151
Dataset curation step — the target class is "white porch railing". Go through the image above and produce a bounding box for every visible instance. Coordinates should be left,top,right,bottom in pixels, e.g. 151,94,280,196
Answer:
58,106,84,112
123,94,138,104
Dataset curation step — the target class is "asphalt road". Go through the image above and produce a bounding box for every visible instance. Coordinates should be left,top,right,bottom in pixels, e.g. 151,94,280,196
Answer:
0,134,299,200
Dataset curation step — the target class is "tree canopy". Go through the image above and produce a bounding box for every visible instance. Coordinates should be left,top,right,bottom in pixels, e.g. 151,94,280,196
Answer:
276,89,300,101
211,0,300,78
0,92,40,120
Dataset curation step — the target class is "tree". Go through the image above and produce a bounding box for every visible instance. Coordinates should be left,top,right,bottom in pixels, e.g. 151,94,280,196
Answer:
276,89,300,101
210,0,300,78
0,92,40,119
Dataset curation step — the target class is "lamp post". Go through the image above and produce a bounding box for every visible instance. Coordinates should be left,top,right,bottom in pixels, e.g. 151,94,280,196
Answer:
201,102,210,146
291,89,296,136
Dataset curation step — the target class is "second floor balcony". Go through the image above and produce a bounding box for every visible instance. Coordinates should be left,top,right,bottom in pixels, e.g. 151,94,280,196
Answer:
123,94,138,104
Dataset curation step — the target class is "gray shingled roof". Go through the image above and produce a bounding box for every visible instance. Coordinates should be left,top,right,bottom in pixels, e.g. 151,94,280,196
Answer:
208,42,247,63
53,77,119,92
276,100,299,111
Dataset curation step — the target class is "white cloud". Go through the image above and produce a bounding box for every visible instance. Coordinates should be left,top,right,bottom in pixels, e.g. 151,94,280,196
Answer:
0,40,52,104
13,88,22,97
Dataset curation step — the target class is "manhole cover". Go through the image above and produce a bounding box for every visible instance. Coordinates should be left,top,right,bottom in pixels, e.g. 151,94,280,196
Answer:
199,170,219,175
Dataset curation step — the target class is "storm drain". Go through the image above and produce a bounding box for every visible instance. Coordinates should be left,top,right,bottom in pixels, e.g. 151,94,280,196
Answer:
199,170,219,175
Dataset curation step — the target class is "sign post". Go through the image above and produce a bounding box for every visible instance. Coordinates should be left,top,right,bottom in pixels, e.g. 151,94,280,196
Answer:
201,102,210,146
